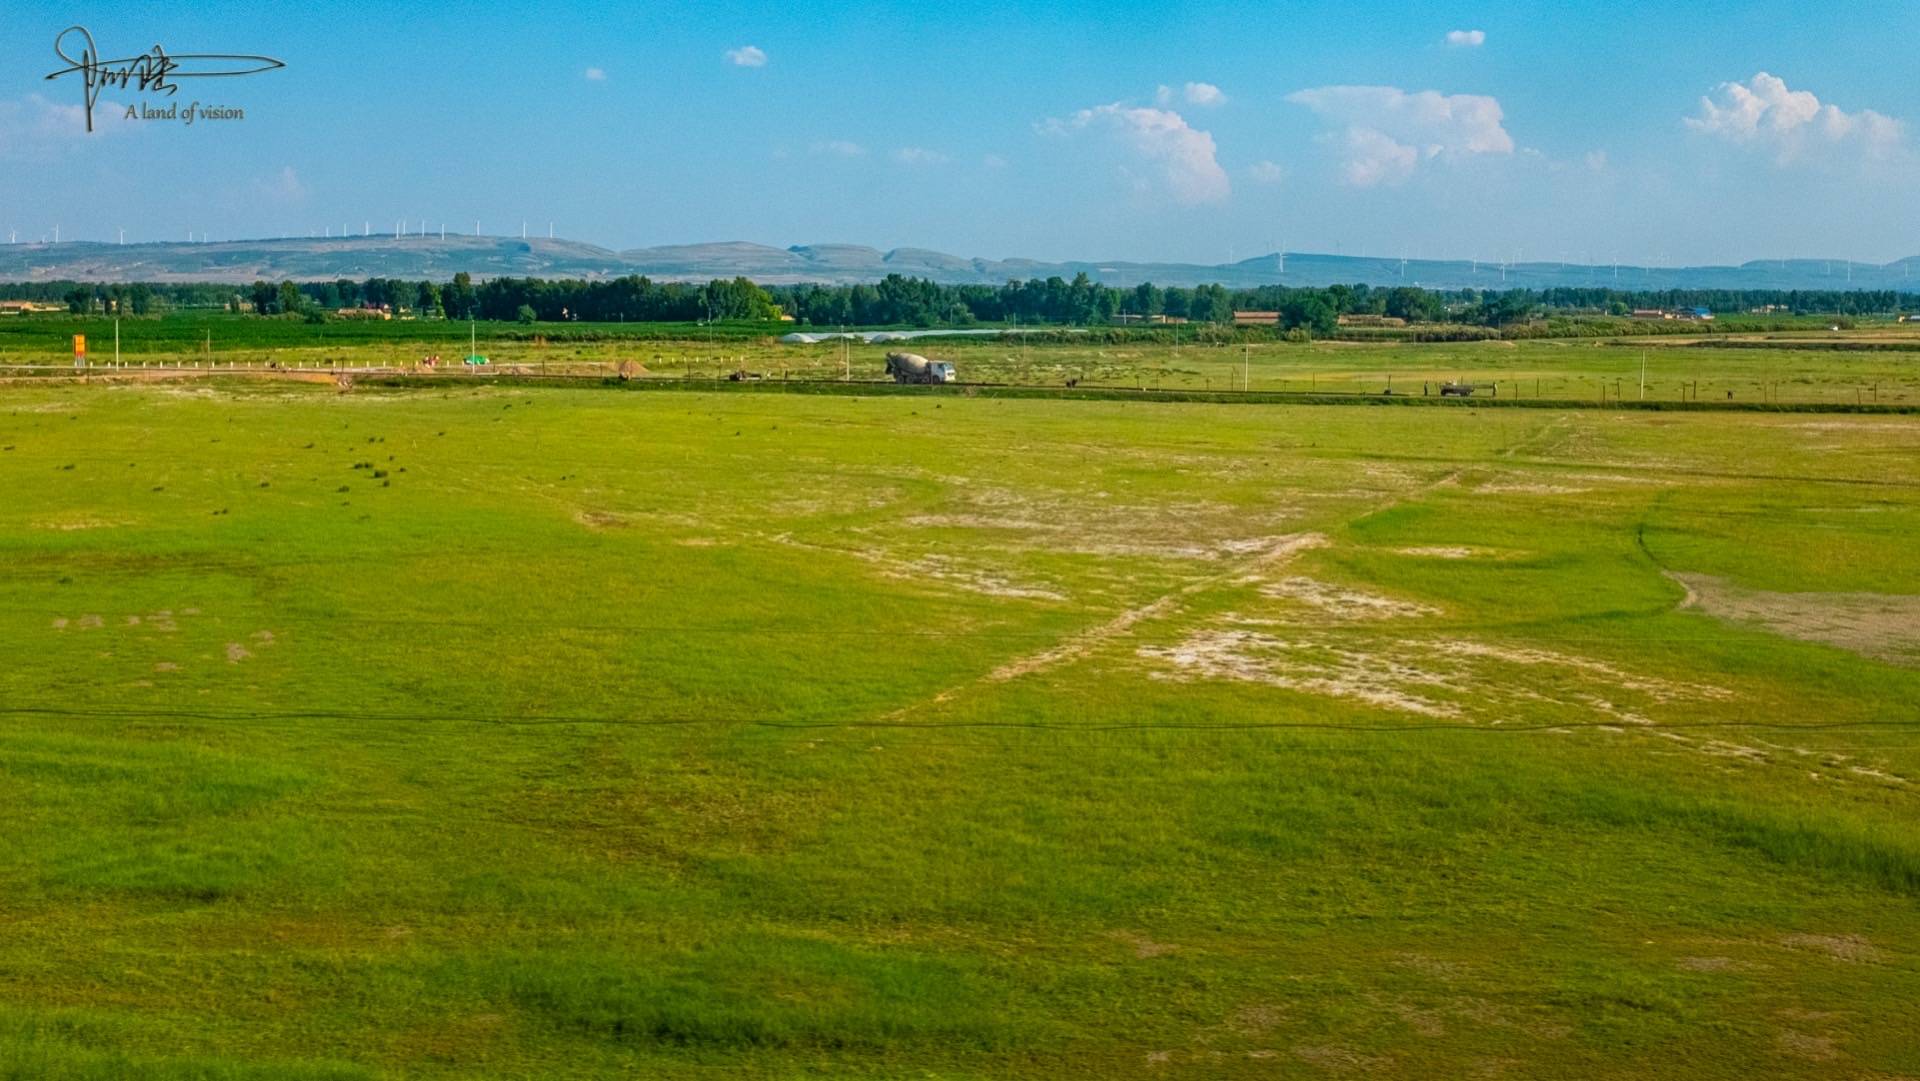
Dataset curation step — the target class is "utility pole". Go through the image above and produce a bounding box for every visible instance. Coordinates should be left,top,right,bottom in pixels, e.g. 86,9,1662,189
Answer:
1242,343,1249,391
1640,351,1646,399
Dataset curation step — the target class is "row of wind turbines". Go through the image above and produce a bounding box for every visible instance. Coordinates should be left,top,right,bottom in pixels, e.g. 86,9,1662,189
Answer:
303,221,559,241
3,221,563,245
1260,242,1890,285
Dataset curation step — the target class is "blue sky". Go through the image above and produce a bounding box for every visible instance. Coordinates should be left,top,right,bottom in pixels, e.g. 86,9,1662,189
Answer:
4,0,1919,265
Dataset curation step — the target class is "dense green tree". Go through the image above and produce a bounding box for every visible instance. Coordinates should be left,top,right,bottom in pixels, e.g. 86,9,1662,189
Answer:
443,272,478,319
1129,282,1163,318
1385,286,1438,322
1187,283,1232,324
1279,294,1337,336
702,277,777,321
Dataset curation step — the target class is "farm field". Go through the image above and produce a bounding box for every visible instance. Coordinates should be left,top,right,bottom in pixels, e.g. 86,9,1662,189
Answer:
5,315,1920,404
1,380,1918,1078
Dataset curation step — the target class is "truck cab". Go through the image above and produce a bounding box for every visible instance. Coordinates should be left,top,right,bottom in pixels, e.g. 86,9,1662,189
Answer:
928,361,956,383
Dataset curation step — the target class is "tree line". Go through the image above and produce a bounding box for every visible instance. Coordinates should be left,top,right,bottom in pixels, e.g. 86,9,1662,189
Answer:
10,275,1919,331
247,274,779,324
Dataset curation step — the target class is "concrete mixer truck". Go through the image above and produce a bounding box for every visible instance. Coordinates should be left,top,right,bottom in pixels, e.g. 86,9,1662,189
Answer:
885,352,957,385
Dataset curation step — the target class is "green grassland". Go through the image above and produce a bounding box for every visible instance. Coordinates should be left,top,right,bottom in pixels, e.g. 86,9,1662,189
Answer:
1,379,1917,1078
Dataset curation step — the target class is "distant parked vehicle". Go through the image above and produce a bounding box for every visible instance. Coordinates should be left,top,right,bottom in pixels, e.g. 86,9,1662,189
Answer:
885,352,957,384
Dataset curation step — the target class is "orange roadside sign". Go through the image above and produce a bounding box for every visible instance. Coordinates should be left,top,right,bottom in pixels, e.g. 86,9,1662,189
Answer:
74,334,86,356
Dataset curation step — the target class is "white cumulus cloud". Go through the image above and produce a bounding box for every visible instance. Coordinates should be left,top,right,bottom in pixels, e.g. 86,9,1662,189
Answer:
725,45,767,68
1157,82,1228,107
1286,84,1514,186
1687,72,1903,162
1335,127,1420,186
1444,29,1486,47
1248,160,1287,184
1041,102,1230,204
0,93,133,162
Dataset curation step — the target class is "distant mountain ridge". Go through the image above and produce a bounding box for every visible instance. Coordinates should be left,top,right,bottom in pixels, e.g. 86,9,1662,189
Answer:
2,234,1916,292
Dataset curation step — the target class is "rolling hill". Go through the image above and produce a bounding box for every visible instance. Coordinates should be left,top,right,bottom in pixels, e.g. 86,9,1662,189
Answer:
2,234,1916,292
